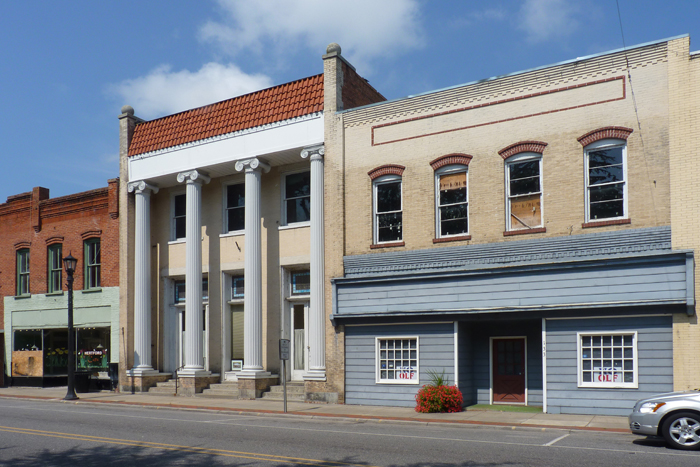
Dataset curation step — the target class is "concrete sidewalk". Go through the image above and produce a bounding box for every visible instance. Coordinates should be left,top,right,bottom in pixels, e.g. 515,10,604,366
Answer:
0,386,630,433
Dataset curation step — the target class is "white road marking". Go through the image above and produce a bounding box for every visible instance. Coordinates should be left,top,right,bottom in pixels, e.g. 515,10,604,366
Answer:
544,433,570,446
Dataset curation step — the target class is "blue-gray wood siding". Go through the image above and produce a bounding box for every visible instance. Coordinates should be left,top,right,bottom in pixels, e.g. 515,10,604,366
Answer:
345,323,455,407
336,258,688,316
467,321,543,407
545,315,673,416
458,323,473,405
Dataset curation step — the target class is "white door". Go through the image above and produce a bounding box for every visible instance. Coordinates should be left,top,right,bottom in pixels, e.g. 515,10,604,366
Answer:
290,302,308,381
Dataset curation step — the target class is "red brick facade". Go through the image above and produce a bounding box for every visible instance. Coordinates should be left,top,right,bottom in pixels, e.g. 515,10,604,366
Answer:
0,179,120,329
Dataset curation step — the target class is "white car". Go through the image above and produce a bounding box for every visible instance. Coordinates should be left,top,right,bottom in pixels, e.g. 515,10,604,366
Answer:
629,390,700,450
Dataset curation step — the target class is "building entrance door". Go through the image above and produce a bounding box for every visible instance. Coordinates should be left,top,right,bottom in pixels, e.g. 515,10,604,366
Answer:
177,306,208,370
289,302,308,381
492,338,526,404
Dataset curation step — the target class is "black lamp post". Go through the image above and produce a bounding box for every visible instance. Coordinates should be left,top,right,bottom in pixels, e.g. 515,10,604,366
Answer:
63,253,79,401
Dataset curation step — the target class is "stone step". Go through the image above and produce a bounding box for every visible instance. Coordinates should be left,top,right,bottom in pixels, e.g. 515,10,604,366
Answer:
267,384,305,394
155,379,177,388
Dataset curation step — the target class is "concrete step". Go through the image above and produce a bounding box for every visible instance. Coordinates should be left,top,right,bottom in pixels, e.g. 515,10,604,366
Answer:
199,382,240,399
155,380,177,388
260,390,306,401
147,386,177,395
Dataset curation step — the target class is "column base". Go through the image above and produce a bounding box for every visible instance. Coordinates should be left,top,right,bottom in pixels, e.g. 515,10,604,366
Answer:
303,369,327,382
176,373,220,396
236,370,272,379
177,368,211,378
236,374,278,400
126,367,160,377
120,372,172,393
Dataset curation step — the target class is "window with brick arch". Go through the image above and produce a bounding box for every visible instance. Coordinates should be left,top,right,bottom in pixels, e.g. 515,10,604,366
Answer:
84,239,101,290
16,248,30,296
435,165,468,238
47,244,62,293
373,175,403,244
506,152,543,231
584,139,627,221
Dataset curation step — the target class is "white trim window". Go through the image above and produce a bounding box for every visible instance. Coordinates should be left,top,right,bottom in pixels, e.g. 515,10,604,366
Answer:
172,193,186,240
435,166,468,237
376,337,419,384
373,175,403,243
283,170,311,225
505,153,542,231
578,332,638,388
225,183,245,233
585,139,627,221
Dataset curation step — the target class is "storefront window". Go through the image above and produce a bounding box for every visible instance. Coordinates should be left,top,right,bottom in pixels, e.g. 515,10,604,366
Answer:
578,332,637,388
14,330,42,351
376,337,419,384
77,327,109,370
43,329,68,376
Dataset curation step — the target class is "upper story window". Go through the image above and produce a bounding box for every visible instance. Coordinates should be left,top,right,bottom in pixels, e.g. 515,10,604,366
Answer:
431,155,472,239
47,244,62,293
368,164,406,246
585,140,627,221
283,171,310,225
225,183,245,233
578,127,632,224
506,153,543,231
84,239,101,289
16,248,30,296
172,193,186,240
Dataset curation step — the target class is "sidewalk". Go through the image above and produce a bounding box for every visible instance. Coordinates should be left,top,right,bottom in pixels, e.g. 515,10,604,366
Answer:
0,386,630,433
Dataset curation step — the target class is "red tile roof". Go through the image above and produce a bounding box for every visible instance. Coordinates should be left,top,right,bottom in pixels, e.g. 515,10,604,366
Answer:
128,74,324,157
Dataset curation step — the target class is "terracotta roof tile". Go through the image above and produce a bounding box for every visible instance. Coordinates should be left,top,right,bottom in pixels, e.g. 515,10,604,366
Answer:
129,74,324,157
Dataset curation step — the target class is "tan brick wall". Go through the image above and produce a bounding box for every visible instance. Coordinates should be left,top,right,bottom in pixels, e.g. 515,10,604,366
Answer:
341,48,671,256
669,37,700,390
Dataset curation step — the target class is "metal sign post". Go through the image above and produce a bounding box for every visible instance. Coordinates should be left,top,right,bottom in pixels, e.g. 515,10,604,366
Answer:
279,339,290,413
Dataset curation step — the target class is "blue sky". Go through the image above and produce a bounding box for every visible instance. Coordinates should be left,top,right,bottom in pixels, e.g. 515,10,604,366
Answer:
1,0,698,202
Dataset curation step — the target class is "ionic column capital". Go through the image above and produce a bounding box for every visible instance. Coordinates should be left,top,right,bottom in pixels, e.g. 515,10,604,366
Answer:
301,144,325,161
176,170,211,185
127,180,159,194
235,157,271,173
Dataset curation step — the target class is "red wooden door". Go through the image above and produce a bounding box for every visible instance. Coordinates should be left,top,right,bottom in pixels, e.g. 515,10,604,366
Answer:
492,338,525,403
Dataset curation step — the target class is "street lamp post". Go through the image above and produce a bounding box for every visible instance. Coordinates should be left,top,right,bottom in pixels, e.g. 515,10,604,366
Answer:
63,253,79,401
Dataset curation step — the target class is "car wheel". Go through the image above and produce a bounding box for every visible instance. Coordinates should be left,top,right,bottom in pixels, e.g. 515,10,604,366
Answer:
661,412,700,450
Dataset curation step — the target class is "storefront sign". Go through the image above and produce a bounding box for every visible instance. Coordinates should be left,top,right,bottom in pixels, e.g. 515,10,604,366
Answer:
593,367,622,382
396,366,417,381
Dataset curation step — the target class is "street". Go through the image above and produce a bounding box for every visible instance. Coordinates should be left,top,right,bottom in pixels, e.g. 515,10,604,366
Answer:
0,398,696,466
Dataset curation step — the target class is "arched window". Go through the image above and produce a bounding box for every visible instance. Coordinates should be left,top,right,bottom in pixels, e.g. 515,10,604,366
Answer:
369,165,405,245
430,154,472,239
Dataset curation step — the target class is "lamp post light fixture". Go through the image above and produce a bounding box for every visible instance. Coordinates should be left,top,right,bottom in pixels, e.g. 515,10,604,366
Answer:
63,253,79,401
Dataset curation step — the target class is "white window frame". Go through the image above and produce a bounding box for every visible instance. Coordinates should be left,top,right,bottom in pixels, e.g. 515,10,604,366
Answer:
170,191,187,242
281,169,311,227
584,139,628,222
577,331,638,389
16,248,30,296
505,152,543,231
375,336,419,384
373,174,403,244
435,165,469,238
223,182,245,235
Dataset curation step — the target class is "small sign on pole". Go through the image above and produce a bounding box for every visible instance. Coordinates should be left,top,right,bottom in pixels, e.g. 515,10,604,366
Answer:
280,339,290,413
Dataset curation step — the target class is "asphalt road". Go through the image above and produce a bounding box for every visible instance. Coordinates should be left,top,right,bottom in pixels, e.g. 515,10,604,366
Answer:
0,398,696,466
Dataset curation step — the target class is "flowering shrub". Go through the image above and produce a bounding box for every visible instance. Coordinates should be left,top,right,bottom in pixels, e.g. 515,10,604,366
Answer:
415,384,463,413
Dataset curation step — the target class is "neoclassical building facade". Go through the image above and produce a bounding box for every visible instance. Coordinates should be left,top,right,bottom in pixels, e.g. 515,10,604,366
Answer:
118,50,384,399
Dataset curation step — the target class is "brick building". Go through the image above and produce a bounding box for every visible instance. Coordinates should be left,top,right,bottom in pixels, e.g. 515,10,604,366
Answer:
1,181,120,387
118,54,384,399
324,36,700,415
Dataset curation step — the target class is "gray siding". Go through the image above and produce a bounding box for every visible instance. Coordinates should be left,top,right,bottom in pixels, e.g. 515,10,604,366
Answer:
457,323,473,405
336,258,688,316
345,323,455,407
545,315,673,416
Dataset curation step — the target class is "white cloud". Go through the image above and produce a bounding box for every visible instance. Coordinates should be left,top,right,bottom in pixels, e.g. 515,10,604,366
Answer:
199,0,425,72
108,62,273,119
518,0,580,43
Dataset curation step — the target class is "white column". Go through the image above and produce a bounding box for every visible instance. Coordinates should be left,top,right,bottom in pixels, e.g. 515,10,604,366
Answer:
301,144,326,381
127,180,159,375
235,157,270,377
176,170,210,376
